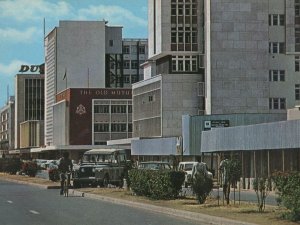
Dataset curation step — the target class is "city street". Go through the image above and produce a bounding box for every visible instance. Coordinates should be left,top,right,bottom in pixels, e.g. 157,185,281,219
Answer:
0,180,205,225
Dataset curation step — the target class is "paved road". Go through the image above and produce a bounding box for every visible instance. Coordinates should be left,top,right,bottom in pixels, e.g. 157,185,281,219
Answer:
0,180,206,225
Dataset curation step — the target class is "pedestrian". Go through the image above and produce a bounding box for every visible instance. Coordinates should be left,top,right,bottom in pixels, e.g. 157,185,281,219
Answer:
58,152,73,195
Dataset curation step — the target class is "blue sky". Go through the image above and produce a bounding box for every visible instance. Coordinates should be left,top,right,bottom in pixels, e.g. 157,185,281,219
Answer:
0,0,148,107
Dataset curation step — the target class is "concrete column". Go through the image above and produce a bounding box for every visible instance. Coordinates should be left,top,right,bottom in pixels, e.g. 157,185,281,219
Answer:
282,149,285,172
267,150,270,177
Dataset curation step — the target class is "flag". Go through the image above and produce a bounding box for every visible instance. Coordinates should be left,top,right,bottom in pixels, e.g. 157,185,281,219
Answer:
63,68,67,80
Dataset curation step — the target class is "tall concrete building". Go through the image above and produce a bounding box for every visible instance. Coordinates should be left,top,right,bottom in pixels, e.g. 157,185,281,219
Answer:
122,39,148,88
14,73,44,152
44,21,148,148
131,0,300,159
0,97,15,155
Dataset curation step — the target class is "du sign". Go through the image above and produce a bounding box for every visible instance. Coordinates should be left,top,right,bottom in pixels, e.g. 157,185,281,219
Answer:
19,64,44,74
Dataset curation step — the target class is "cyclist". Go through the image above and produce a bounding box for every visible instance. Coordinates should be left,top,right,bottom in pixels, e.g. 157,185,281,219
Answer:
58,152,73,195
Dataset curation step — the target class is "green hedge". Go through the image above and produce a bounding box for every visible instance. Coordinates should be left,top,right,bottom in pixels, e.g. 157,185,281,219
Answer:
0,158,22,174
128,169,185,200
272,171,300,221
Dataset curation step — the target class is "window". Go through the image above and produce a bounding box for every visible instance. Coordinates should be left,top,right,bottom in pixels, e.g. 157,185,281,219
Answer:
111,105,126,113
296,28,300,51
109,40,114,47
149,95,155,102
123,45,130,54
171,32,177,43
296,5,300,16
172,55,198,72
94,124,109,132
131,60,138,69
131,75,139,83
295,56,300,71
128,105,132,113
111,123,127,132
123,60,130,69
171,4,176,16
170,1,198,51
94,105,109,113
269,14,285,26
139,46,145,54
128,124,132,132
296,84,300,100
269,98,286,110
269,42,285,53
124,75,130,83
269,70,285,82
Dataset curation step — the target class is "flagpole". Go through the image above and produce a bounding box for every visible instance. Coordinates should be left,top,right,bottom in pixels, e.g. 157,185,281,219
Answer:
88,68,89,88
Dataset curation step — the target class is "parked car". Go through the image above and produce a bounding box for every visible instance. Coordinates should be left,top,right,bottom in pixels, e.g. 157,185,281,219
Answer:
178,161,194,187
138,161,172,170
178,161,213,187
33,159,48,169
73,148,130,188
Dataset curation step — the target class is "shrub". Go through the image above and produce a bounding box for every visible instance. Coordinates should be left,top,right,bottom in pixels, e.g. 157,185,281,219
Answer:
191,172,213,204
48,168,60,181
128,169,185,200
272,171,300,221
0,158,22,174
22,161,38,177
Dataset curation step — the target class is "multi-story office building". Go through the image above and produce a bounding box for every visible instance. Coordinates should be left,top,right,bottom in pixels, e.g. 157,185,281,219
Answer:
122,39,148,88
44,21,147,155
131,0,300,160
0,97,15,156
45,88,132,159
14,73,44,152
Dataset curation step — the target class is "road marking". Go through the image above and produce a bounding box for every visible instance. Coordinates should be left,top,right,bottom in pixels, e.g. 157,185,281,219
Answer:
7,200,13,204
29,210,40,215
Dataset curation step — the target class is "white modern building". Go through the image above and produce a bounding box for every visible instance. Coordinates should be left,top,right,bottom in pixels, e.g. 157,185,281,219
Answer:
43,20,148,158
130,0,300,161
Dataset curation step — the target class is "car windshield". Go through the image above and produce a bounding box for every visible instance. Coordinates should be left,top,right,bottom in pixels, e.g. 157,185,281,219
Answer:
184,164,193,171
82,154,113,163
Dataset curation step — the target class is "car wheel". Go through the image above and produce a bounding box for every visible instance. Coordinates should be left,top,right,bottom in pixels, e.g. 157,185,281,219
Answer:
103,175,109,188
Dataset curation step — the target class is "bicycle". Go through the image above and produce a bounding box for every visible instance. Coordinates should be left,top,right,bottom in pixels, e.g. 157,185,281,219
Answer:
63,172,71,197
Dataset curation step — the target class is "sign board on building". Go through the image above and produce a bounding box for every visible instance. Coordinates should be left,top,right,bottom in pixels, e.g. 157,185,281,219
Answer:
19,64,45,74
204,120,230,130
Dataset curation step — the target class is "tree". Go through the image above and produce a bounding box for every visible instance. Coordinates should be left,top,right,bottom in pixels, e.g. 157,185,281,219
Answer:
191,169,213,204
253,177,271,212
220,159,242,205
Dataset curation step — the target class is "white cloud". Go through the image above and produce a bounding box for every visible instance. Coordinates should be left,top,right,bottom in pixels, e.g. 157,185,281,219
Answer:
0,60,29,76
0,27,40,43
0,0,71,22
78,5,147,27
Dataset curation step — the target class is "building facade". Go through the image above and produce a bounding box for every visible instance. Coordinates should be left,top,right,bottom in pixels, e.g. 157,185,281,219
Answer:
122,39,148,88
14,73,44,151
53,88,132,146
44,21,148,147
131,0,300,159
0,97,15,156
